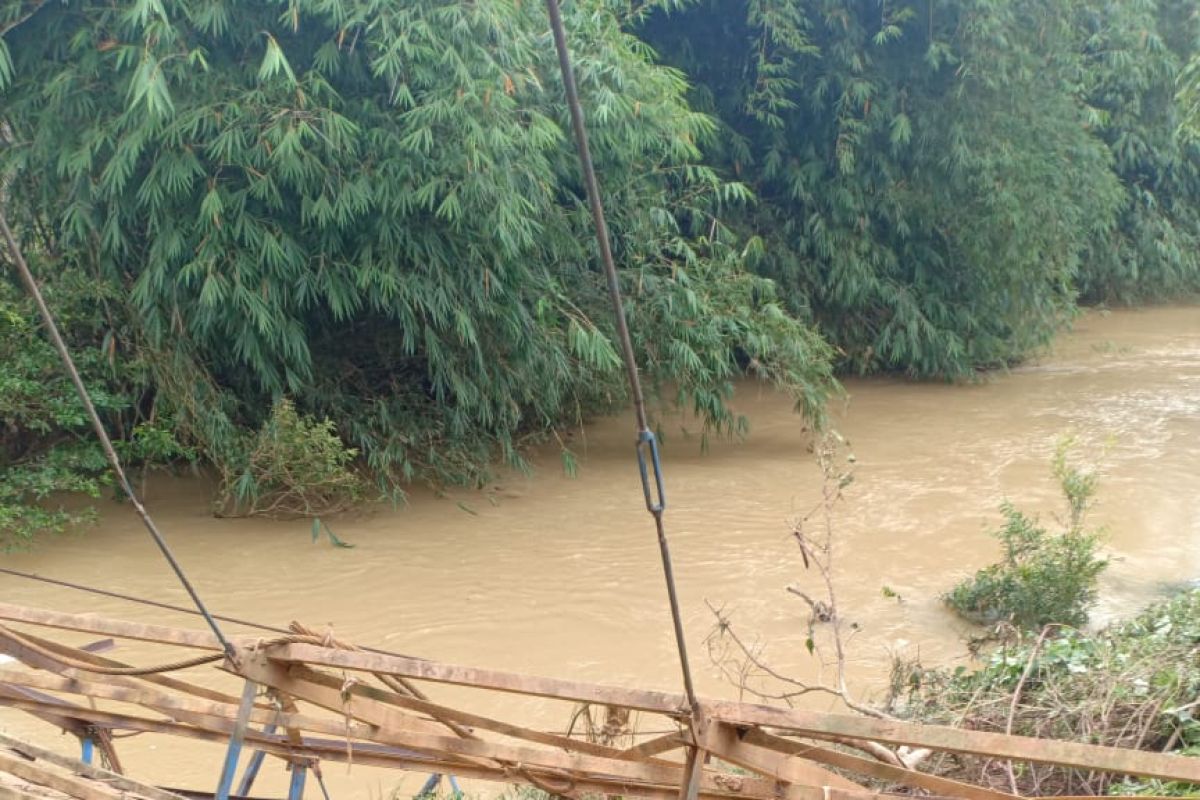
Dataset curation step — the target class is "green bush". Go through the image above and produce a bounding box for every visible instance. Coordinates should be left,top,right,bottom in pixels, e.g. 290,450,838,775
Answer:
0,257,200,548
945,440,1108,630
893,589,1200,796
218,399,363,518
0,269,119,549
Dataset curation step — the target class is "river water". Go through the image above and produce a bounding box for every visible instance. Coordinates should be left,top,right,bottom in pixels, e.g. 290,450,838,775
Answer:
2,306,1199,796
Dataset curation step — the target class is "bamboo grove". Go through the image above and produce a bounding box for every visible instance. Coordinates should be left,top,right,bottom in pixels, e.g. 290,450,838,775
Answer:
0,0,1197,541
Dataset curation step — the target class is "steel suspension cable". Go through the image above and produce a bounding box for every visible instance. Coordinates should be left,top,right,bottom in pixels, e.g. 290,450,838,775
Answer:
0,567,291,637
0,566,430,661
0,210,236,663
542,0,698,712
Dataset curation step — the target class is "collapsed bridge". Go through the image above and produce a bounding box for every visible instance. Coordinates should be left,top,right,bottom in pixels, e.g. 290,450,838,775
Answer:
2,2,1196,800
1,600,1198,800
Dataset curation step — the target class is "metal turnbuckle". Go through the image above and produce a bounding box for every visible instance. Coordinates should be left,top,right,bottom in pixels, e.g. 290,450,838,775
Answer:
636,430,666,514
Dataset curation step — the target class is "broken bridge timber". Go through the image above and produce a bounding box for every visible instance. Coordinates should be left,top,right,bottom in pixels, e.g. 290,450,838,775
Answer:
0,601,1198,800
0,728,187,800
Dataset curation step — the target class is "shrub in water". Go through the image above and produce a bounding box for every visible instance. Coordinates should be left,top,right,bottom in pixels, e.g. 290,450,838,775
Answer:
945,439,1108,630
218,399,363,518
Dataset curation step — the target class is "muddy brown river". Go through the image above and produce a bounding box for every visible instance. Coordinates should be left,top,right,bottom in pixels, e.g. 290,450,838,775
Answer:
3,306,1199,797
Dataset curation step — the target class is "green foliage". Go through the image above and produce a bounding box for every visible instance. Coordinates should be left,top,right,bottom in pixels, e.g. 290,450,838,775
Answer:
4,0,1200,529
894,589,1200,795
0,0,834,502
0,263,146,549
220,399,362,518
945,439,1109,629
1111,753,1200,797
1075,0,1200,303
641,0,1125,377
1181,53,1200,141
311,517,355,548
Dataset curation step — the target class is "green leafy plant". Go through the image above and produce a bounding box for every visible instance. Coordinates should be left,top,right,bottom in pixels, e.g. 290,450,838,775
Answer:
0,0,835,504
641,0,1125,377
893,588,1200,796
219,399,363,518
1076,0,1200,303
0,264,146,549
4,0,1200,536
310,517,354,549
1178,52,1200,141
945,438,1109,630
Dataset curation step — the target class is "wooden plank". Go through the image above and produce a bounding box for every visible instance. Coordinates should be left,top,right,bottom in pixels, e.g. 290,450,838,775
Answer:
0,604,682,711
237,656,499,772
0,683,90,738
0,696,235,741
620,733,687,760
0,630,275,740
263,642,686,713
0,697,858,800
0,693,508,780
739,727,1020,800
0,697,781,800
0,604,237,652
3,628,246,707
707,701,1200,783
0,668,388,743
3,694,428,768
305,741,785,800
289,663,659,761
240,653,715,788
286,734,788,800
281,734,786,800
9,605,1193,789
0,782,52,800
1,695,432,779
679,744,704,800
702,722,864,792
286,621,474,740
13,695,1144,800
1,696,525,795
265,688,314,778
0,734,184,800
0,752,122,800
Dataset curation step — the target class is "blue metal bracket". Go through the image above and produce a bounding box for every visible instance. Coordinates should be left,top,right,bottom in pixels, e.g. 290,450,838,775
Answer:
314,764,333,800
415,773,461,799
235,722,278,797
287,763,308,800
415,773,441,798
215,680,258,800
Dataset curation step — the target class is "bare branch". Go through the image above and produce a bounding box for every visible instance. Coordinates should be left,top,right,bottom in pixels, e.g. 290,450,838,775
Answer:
703,431,901,778
1004,625,1058,794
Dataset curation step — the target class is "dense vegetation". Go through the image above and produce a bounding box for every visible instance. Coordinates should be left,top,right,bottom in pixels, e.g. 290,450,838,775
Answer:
1182,52,1200,139
894,588,1200,796
641,0,1199,372
1,0,1198,539
0,0,835,536
895,444,1193,797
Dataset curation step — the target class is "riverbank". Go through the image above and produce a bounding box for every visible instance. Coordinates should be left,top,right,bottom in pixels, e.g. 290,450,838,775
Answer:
2,305,1199,795
893,586,1200,796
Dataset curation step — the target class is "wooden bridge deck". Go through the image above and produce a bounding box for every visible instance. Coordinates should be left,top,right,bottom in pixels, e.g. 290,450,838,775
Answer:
0,601,1195,800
